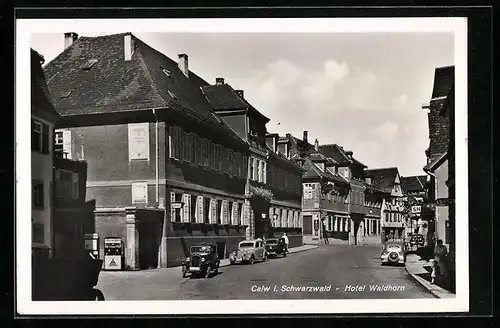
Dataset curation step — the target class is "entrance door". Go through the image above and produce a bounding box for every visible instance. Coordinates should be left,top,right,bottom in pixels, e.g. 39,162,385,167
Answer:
303,215,312,234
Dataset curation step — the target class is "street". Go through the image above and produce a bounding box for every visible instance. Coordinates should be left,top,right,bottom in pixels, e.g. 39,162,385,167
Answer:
96,245,432,300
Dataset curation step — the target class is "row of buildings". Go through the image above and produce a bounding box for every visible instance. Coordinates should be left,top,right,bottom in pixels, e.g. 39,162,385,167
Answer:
32,32,432,271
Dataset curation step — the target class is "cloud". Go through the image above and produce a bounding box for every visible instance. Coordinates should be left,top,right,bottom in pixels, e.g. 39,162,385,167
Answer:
372,121,399,141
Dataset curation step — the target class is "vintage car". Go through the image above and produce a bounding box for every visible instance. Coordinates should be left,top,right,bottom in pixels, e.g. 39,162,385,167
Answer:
229,239,267,264
181,243,220,278
380,241,406,266
264,238,287,258
409,234,425,251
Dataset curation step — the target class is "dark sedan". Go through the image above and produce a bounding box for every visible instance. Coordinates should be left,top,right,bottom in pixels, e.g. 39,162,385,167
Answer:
265,238,287,258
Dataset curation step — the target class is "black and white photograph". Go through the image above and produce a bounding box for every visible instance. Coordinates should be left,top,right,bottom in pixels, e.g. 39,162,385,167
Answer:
17,16,468,314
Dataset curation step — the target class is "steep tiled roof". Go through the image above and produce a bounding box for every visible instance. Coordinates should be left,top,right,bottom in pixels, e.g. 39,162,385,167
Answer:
400,175,427,194
201,82,270,122
201,83,248,110
365,167,400,191
426,66,453,162
318,144,352,165
302,158,349,185
364,182,390,194
43,33,244,146
31,48,60,120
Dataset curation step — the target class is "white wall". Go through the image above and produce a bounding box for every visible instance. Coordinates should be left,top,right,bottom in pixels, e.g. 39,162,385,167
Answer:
435,205,448,243
31,116,54,252
435,159,449,199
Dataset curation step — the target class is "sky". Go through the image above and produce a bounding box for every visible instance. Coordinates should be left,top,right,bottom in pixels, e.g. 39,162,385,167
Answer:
31,32,454,176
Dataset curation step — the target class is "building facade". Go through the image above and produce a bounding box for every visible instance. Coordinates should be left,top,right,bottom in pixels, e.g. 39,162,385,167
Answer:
31,48,61,258
52,151,96,259
45,33,250,269
423,66,454,248
202,79,304,247
364,168,405,241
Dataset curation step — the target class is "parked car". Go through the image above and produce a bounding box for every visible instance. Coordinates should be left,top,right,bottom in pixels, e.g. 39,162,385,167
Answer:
229,239,267,264
181,243,220,278
265,238,287,258
409,234,425,251
380,241,406,266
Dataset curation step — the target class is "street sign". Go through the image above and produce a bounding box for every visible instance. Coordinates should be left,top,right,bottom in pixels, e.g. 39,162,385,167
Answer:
411,205,422,214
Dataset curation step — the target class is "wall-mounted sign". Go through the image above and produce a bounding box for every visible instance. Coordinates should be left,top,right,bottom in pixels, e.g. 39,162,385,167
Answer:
411,205,422,214
436,198,453,206
128,123,150,161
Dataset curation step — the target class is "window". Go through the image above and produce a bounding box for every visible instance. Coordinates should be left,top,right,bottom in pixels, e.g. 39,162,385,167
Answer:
32,180,44,208
32,223,45,244
262,161,267,183
56,170,73,200
132,182,148,204
81,59,98,70
256,159,260,181
32,119,48,153
191,195,197,223
203,198,211,224
168,90,178,101
162,68,171,76
217,199,223,224
55,131,63,145
249,158,254,180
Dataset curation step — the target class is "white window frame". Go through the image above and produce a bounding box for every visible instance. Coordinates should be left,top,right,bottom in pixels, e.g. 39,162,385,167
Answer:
132,181,148,204
55,131,63,145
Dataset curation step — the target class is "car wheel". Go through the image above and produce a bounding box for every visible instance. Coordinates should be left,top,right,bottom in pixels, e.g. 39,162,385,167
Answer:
230,260,235,265
249,256,254,265
205,265,212,278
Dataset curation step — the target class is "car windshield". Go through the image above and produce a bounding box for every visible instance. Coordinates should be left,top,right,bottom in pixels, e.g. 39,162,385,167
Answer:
239,242,255,248
386,244,402,250
266,239,278,244
190,245,211,253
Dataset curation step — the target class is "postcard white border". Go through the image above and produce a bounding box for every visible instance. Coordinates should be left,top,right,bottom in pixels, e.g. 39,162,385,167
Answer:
16,17,469,315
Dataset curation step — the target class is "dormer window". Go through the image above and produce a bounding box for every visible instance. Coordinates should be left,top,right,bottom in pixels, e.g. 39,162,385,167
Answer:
81,59,98,70
60,91,72,98
168,90,178,100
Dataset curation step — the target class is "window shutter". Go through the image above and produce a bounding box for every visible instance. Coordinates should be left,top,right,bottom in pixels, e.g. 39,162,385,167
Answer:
42,123,50,154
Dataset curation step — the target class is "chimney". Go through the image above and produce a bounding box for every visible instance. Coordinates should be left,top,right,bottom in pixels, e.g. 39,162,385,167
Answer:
314,139,319,151
303,131,308,143
365,177,372,185
216,77,225,85
235,90,244,98
64,32,78,49
124,34,134,61
178,54,188,77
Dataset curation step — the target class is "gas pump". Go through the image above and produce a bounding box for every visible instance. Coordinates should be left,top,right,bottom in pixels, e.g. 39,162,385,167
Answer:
104,237,123,270
84,233,99,259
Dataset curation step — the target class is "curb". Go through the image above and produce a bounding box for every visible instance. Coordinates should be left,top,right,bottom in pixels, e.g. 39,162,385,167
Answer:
404,266,454,299
219,246,318,268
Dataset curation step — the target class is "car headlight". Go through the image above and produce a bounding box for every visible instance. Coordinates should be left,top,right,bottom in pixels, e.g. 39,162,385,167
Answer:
201,257,206,262
186,257,190,262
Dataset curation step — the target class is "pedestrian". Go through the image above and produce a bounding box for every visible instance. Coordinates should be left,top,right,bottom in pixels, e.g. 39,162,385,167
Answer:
434,239,449,285
430,260,440,285
322,225,329,244
282,232,289,253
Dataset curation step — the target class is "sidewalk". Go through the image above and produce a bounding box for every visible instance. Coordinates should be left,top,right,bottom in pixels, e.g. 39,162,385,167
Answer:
405,253,455,299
